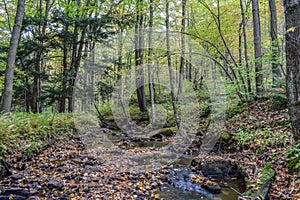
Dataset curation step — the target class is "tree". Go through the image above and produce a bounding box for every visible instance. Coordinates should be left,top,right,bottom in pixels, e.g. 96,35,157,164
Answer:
166,0,180,129
148,0,156,124
252,0,263,94
268,0,281,88
33,0,51,113
0,0,25,114
239,0,251,95
284,0,300,142
177,0,186,102
135,0,147,113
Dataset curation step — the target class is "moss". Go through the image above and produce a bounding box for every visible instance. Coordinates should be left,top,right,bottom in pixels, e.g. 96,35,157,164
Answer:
242,163,275,198
150,128,177,140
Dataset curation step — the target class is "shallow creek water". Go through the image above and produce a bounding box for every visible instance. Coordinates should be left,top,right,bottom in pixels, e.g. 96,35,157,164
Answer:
158,156,245,200
102,133,245,199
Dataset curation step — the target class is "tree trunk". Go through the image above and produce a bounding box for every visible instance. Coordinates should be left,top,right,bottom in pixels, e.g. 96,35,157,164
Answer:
252,0,264,94
240,0,251,95
68,29,85,112
148,0,156,125
166,0,180,129
135,0,147,113
268,0,281,88
0,0,25,114
59,25,69,113
284,0,300,142
117,27,123,80
32,0,50,113
177,0,186,102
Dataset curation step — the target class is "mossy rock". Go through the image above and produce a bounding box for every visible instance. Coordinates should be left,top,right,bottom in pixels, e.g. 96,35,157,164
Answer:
240,164,275,199
150,128,176,140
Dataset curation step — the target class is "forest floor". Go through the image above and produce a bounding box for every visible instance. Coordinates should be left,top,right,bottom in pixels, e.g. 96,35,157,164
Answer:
0,98,299,199
209,98,300,199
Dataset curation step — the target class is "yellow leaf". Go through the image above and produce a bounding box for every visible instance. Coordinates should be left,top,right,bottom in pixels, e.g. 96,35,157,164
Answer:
287,27,295,33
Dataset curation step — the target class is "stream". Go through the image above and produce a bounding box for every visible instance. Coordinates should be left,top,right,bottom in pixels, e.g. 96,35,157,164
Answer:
87,130,245,199
158,165,244,200
156,154,245,200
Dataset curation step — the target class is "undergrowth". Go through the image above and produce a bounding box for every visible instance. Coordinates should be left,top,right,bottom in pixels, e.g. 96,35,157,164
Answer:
0,112,73,155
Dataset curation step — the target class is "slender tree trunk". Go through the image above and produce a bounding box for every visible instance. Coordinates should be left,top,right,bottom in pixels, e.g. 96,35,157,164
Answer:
117,28,123,80
284,0,300,142
32,0,50,113
0,0,25,114
238,23,248,96
148,0,156,125
59,25,69,113
187,10,192,82
69,30,85,112
240,0,251,95
177,0,186,102
268,0,281,88
166,0,180,129
252,0,264,94
135,0,147,113
3,0,12,33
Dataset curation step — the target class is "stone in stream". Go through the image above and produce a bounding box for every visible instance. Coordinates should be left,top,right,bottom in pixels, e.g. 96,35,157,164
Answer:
202,180,222,194
191,158,243,178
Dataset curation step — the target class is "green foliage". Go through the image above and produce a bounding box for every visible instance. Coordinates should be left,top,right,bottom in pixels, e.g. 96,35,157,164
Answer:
156,128,176,137
98,102,114,121
233,128,288,151
271,92,287,109
0,112,73,154
226,102,245,119
234,129,253,147
200,104,211,118
286,143,300,171
24,143,42,156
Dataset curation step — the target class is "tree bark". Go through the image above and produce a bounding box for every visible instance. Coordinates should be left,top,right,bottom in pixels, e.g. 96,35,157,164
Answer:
240,0,251,95
0,0,25,114
268,0,281,88
59,25,69,113
284,0,300,142
166,0,180,129
148,0,156,124
135,0,147,113
32,0,51,113
177,0,186,102
252,0,264,94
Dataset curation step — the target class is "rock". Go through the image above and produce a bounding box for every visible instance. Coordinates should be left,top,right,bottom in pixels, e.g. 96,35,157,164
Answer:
151,182,158,189
150,129,176,141
11,174,24,180
1,187,31,196
47,180,62,189
0,195,27,200
240,165,275,199
0,159,12,178
202,181,222,194
191,159,242,178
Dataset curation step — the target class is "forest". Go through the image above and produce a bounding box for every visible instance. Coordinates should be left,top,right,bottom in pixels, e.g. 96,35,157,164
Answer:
0,0,299,199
